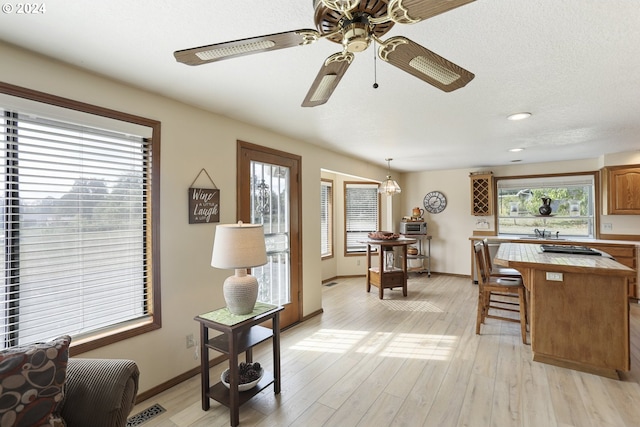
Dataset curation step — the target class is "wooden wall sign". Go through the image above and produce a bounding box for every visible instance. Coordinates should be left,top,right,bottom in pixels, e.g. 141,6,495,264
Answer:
189,169,220,224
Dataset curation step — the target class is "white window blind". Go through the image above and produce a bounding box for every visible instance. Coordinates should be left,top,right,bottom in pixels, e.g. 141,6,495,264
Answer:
320,180,333,258
345,182,379,253
1,109,151,347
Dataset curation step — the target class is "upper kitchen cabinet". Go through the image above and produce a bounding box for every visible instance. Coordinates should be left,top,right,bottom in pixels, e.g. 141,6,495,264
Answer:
602,165,640,215
470,172,494,216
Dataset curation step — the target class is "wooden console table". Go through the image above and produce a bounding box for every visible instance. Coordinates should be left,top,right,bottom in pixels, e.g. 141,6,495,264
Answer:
195,303,283,426
494,243,635,378
364,238,416,299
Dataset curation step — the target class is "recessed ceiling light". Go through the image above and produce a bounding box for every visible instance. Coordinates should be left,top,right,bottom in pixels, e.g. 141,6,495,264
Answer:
507,112,532,121
509,148,524,152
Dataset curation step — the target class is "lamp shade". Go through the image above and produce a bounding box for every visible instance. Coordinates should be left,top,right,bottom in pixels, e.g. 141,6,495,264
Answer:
378,176,402,195
211,222,267,269
378,158,402,196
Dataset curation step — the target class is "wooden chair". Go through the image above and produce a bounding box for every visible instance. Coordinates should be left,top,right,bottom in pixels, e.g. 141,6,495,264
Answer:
481,238,522,278
474,242,528,344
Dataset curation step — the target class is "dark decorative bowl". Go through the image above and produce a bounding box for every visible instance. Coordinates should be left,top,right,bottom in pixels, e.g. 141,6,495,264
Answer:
220,368,264,391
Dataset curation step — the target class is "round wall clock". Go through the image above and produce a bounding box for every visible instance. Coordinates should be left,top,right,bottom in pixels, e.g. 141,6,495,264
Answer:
423,191,447,214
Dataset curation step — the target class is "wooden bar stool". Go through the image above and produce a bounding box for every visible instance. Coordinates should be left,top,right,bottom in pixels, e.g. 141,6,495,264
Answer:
482,239,522,279
474,242,527,344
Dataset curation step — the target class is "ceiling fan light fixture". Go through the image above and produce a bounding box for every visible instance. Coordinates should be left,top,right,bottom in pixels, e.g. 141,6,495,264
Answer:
195,40,276,61
342,22,371,53
310,74,337,102
409,56,460,85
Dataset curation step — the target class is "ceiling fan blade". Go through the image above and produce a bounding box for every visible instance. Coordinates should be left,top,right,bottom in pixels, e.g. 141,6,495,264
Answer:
387,0,475,24
378,36,474,92
302,52,354,107
174,29,320,66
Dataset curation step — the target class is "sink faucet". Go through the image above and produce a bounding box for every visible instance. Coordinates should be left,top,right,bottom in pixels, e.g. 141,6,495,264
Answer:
534,228,553,238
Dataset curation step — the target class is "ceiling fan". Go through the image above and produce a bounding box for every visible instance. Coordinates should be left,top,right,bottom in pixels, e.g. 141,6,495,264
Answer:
174,0,476,107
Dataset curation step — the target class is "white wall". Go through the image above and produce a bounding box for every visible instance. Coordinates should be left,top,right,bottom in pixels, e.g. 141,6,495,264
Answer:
1,41,391,393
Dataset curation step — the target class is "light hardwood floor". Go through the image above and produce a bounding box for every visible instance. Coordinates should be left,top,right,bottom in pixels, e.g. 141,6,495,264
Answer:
132,274,640,427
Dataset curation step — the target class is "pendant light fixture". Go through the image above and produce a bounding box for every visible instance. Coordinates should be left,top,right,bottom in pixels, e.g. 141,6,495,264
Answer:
378,158,402,196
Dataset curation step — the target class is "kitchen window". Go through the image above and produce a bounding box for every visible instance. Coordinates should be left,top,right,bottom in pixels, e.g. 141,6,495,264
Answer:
0,83,161,353
496,173,596,238
344,181,380,254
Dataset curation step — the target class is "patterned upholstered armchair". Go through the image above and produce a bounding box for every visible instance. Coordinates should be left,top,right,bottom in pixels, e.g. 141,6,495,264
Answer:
0,335,139,427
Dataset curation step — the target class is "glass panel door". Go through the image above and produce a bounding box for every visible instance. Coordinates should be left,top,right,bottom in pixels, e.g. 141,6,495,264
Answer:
237,140,301,329
250,161,291,307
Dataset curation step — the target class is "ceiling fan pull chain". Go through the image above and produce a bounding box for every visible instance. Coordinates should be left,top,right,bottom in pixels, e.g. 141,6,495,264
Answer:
373,40,379,89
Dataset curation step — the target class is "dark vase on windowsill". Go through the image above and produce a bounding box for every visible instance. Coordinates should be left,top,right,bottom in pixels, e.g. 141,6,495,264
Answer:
539,197,552,216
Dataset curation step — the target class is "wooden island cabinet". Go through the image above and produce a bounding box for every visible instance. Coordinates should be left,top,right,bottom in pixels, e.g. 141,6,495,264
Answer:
495,243,635,379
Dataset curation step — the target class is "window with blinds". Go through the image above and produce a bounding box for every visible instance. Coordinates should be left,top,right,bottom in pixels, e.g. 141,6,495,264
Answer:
0,84,160,350
320,179,333,258
344,182,379,254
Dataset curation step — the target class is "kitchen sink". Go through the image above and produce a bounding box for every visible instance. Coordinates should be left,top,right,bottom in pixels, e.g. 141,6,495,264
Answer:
517,236,566,240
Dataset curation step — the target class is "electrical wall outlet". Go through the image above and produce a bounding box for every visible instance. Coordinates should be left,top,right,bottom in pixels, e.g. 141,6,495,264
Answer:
546,272,563,282
186,333,195,348
603,223,613,231
475,220,490,229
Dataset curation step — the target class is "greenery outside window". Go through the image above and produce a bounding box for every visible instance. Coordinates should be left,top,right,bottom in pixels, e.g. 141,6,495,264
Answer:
344,181,379,254
320,179,333,259
0,83,161,354
497,173,596,238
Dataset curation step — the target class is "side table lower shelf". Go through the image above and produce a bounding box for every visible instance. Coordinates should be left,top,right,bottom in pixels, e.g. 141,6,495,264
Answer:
208,371,275,407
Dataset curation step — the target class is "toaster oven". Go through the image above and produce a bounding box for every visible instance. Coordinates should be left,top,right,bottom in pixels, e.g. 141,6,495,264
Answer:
399,221,427,235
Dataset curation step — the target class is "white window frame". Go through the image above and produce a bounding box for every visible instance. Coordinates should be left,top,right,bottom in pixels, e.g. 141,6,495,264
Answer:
496,172,597,238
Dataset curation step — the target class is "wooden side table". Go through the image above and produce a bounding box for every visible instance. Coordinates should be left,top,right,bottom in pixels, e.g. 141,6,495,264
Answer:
364,238,416,299
195,303,283,426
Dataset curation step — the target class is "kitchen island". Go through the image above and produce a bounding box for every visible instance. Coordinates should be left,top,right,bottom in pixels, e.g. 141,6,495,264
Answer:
494,242,635,378
469,236,639,298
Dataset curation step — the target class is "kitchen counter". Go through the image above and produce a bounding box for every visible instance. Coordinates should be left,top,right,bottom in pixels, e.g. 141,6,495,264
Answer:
494,242,634,378
469,236,639,298
470,235,640,245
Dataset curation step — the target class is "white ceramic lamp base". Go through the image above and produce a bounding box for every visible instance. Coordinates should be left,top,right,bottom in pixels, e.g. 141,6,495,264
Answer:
223,269,259,315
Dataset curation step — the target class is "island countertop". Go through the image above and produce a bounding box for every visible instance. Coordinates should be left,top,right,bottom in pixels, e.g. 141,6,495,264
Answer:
470,236,639,298
469,235,640,246
494,242,635,277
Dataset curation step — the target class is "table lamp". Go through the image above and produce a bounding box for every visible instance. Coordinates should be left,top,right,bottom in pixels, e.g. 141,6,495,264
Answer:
211,221,267,315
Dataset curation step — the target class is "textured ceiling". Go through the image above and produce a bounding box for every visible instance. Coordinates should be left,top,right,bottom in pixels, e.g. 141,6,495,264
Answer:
1,0,639,172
